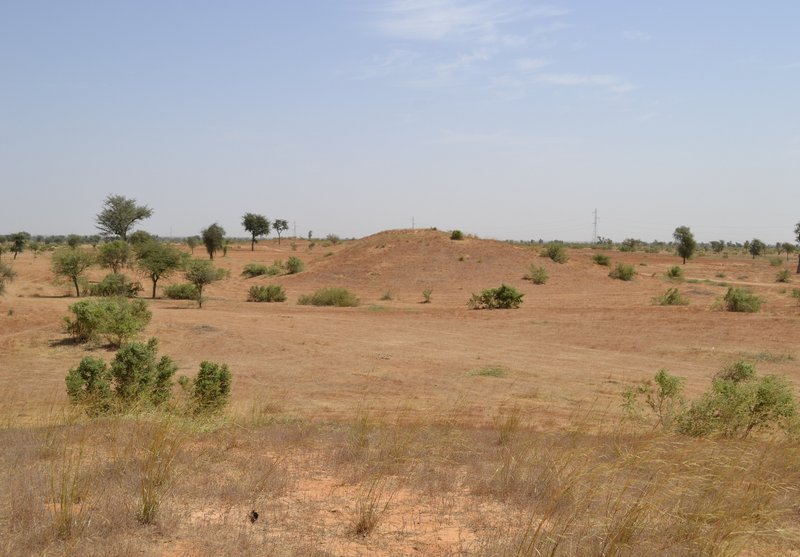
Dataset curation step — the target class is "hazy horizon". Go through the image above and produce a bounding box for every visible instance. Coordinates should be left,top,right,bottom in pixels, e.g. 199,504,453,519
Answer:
1,1,798,244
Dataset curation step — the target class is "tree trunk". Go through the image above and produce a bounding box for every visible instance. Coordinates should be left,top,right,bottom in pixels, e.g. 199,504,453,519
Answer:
251,238,255,251
73,277,80,297
152,278,158,299
796,253,800,274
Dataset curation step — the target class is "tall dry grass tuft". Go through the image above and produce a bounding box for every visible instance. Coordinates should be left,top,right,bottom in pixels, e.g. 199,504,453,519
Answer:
349,475,397,537
136,417,186,524
50,443,87,539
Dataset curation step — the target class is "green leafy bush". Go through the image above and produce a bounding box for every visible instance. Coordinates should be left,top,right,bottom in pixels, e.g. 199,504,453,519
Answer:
653,288,688,306
163,283,199,300
665,266,684,280
63,297,151,346
247,284,286,302
242,262,283,277
592,254,610,266
776,269,791,283
65,356,113,415
422,288,432,303
540,243,568,263
769,257,783,267
189,361,232,414
286,256,304,274
609,263,636,281
524,265,549,285
468,284,524,309
450,230,464,240
88,273,142,297
298,287,360,307
722,287,762,313
623,369,685,429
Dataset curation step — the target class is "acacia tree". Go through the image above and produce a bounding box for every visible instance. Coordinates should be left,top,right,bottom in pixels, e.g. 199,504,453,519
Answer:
673,226,696,264
52,249,95,297
201,224,225,260
749,238,766,259
710,240,725,254
136,241,185,298
783,242,795,261
95,195,153,241
97,240,130,274
242,213,270,251
273,219,288,245
186,236,200,254
184,259,225,308
10,232,30,260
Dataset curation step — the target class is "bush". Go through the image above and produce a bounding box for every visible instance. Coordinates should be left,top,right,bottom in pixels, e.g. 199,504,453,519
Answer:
450,230,464,240
0,262,16,296
163,283,199,300
592,254,610,266
792,288,800,300
541,243,568,263
665,266,684,280
769,257,783,267
722,287,762,313
64,297,151,346
298,287,359,307
286,256,304,274
242,262,283,277
776,269,791,283
65,338,176,414
468,284,524,309
422,288,432,303
189,361,232,414
88,273,142,297
623,369,685,429
609,263,636,281
247,284,286,302
524,265,549,285
653,288,689,306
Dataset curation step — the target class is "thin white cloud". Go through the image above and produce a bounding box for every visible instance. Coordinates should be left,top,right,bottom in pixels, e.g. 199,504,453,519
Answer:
537,73,637,92
623,30,651,42
357,49,421,79
516,57,552,72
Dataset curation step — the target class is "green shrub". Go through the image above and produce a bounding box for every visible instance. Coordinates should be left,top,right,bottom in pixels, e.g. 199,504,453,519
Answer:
247,284,286,302
623,369,685,429
769,257,783,267
541,243,568,263
592,254,610,266
242,262,284,278
450,230,464,240
792,288,800,300
468,284,524,309
722,287,762,313
286,256,304,274
326,234,341,245
776,269,791,283
524,265,549,285
64,297,151,346
189,361,232,414
665,266,684,280
422,288,432,303
653,288,688,306
65,356,113,415
298,287,360,307
609,263,636,281
88,273,142,297
163,283,199,300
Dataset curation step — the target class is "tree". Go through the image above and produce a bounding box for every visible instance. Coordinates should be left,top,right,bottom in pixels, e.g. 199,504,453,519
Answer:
273,219,289,245
67,234,81,248
135,241,186,298
9,232,30,260
710,240,725,254
0,262,15,296
782,242,795,261
749,238,766,259
201,223,225,260
128,230,154,246
242,213,270,251
185,236,200,254
673,226,696,264
95,195,153,241
51,249,95,297
97,240,131,274
184,259,225,308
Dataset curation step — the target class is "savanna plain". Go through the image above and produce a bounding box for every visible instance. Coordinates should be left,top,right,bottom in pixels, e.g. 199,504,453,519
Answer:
2,228,800,556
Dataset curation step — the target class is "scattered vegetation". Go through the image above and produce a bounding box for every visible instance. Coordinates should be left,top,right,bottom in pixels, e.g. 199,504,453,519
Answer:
51,248,96,297
88,273,142,297
592,253,610,266
776,269,791,283
184,259,225,308
286,256,304,274
247,284,287,303
470,366,507,378
722,286,762,313
653,287,689,306
468,284,523,309
242,262,283,277
540,243,568,263
665,265,684,280
135,241,186,298
524,264,549,285
608,263,636,281
298,287,360,307
422,288,433,303
0,261,16,295
163,283,199,301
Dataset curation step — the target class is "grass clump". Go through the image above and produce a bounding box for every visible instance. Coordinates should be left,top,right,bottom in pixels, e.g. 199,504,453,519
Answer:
608,263,636,281
776,269,791,283
540,243,568,263
769,257,783,267
298,287,359,307
468,284,523,309
592,253,610,266
63,297,151,347
722,287,762,313
247,284,286,303
653,288,689,306
163,283,199,301
524,264,549,285
470,365,507,378
665,265,684,280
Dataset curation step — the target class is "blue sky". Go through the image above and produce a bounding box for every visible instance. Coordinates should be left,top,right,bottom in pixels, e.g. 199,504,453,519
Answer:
1,1,798,243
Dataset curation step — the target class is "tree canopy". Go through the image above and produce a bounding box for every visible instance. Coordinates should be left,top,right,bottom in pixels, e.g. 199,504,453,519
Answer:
201,224,225,260
95,195,153,241
673,226,696,264
242,213,270,251
52,248,95,297
273,219,289,244
135,241,186,298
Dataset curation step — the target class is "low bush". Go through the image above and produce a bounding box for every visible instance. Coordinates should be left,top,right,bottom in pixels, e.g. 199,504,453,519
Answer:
776,269,791,283
609,263,636,281
0,262,16,295
88,273,142,297
541,243,568,263
242,262,283,277
524,265,549,285
188,361,232,414
450,230,464,240
665,266,684,280
722,287,762,313
63,297,151,346
247,284,286,302
163,283,199,300
286,256,304,274
592,254,610,266
653,288,688,306
298,287,359,307
422,288,432,303
769,257,783,267
468,284,523,309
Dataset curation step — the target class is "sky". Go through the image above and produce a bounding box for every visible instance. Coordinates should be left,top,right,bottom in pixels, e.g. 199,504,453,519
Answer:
1,1,798,243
